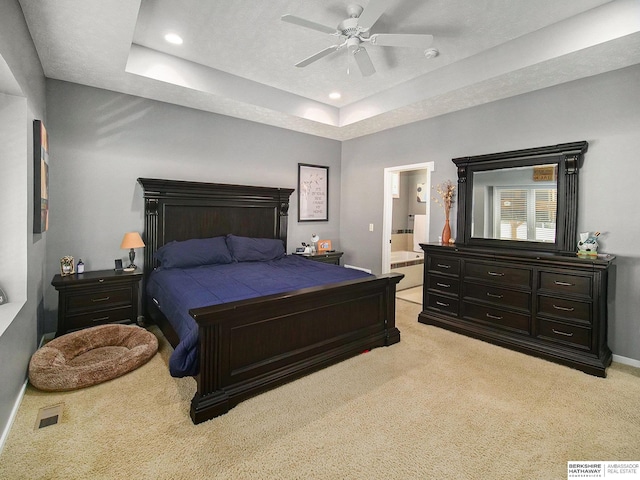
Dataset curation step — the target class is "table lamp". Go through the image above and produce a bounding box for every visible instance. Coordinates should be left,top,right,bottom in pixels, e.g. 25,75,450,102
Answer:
120,232,145,271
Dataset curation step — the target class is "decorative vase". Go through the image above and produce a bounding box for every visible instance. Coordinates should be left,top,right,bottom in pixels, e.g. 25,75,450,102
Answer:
442,216,451,244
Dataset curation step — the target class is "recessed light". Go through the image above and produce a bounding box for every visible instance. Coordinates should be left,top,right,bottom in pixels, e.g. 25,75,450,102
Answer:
164,33,183,45
329,92,341,100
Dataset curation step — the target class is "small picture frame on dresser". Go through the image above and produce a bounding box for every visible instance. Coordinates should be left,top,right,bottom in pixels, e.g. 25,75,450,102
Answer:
114,259,123,271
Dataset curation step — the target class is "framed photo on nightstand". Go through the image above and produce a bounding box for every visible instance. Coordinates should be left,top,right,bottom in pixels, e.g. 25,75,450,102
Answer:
318,239,332,252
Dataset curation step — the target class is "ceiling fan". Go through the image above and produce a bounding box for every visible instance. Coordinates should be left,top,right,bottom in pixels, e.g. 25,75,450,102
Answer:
281,0,435,77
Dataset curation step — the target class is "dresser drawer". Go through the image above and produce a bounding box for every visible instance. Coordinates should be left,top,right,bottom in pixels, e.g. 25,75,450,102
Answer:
463,282,530,311
64,306,135,331
539,272,592,298
537,318,591,351
427,274,460,296
463,302,530,334
427,256,460,276
65,286,133,313
465,262,531,288
537,296,591,325
426,293,459,316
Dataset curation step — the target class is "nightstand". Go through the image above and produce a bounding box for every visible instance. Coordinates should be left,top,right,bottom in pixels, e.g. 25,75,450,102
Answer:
301,251,344,265
51,269,142,337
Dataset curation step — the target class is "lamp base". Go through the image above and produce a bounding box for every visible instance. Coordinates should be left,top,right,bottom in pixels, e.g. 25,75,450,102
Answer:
123,266,136,272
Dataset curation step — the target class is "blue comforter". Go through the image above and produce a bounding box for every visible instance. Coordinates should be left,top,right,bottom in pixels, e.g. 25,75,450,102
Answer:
146,255,371,377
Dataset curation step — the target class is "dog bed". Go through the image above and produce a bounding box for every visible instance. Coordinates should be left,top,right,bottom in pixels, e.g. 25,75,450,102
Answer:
29,324,158,392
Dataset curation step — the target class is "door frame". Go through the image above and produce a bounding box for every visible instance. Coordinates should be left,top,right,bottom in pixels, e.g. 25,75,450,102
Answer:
382,162,435,274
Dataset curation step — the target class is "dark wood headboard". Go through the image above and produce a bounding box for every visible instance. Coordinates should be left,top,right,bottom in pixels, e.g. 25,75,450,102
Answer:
137,178,294,280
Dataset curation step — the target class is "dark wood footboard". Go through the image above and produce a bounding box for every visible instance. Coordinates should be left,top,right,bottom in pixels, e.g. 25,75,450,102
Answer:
188,273,402,424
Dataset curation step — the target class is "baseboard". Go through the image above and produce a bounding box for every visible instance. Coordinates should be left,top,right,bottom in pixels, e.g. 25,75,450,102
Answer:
612,354,640,369
0,378,28,455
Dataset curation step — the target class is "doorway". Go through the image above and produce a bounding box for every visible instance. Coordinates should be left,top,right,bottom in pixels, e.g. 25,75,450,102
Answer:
382,162,434,303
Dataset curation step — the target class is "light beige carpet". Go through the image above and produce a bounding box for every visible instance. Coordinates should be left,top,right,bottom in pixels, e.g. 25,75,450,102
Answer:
1,301,639,480
396,286,422,305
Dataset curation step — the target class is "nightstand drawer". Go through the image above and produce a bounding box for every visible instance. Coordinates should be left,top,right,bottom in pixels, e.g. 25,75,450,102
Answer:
65,306,135,331
66,287,133,313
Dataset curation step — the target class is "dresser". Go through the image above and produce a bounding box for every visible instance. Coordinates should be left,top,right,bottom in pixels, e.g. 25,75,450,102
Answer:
419,244,614,377
52,269,142,336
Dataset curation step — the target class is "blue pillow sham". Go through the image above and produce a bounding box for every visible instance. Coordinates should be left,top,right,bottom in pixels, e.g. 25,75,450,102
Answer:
154,236,233,269
226,234,286,262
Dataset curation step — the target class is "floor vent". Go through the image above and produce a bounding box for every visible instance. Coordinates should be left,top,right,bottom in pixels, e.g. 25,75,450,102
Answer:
35,403,64,430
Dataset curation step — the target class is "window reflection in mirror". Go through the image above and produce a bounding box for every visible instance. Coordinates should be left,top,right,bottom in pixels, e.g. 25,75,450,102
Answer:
471,164,557,243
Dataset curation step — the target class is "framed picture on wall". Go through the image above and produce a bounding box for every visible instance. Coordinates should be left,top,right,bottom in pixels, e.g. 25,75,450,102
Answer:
33,120,50,233
298,163,328,222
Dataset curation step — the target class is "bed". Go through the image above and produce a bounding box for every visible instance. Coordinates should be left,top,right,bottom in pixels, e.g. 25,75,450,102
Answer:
138,178,403,424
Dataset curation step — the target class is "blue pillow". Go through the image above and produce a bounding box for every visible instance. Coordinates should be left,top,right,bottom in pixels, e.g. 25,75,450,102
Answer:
154,236,233,269
226,235,285,262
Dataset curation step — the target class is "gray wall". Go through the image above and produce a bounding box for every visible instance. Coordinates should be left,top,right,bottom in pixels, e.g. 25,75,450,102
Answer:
341,64,640,362
43,80,342,332
0,0,47,443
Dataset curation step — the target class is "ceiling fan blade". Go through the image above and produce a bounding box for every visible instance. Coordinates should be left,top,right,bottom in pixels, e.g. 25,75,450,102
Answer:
295,45,341,68
353,47,376,77
357,0,391,32
369,33,434,49
281,14,337,35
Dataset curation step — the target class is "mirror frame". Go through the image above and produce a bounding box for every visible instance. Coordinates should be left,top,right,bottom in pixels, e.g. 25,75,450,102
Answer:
453,141,588,253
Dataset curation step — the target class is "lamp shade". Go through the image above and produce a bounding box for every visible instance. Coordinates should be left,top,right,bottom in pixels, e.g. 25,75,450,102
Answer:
120,232,145,249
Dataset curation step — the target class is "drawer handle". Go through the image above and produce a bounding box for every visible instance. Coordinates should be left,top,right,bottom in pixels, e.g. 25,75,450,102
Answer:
486,313,503,320
437,264,451,269
487,271,505,277
91,316,110,323
552,328,574,337
436,282,451,288
554,281,574,286
92,296,111,302
99,279,105,283
486,292,504,299
436,301,450,307
553,304,575,312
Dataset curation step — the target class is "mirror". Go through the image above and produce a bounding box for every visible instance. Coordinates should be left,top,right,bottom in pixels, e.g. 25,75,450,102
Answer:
471,164,558,243
453,142,588,253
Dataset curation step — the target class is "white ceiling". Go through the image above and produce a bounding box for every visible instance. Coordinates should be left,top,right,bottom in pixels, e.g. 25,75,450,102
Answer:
17,0,640,140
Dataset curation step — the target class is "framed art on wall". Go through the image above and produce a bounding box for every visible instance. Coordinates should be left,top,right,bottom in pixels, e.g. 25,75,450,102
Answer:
298,163,328,222
33,120,50,233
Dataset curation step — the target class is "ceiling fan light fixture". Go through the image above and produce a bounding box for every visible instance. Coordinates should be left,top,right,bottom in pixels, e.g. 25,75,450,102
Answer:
164,33,183,45
424,48,439,59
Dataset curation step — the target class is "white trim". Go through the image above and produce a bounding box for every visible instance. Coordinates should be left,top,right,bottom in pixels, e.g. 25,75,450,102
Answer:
0,378,28,455
612,354,640,369
382,162,435,274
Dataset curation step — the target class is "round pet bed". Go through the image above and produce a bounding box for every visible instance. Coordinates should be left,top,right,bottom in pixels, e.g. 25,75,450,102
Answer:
29,324,158,392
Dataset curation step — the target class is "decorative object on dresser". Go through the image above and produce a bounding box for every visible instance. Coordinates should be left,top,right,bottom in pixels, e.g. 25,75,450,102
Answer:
138,178,402,424
120,231,145,271
51,269,142,337
432,179,456,244
419,141,615,377
0,285,7,305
